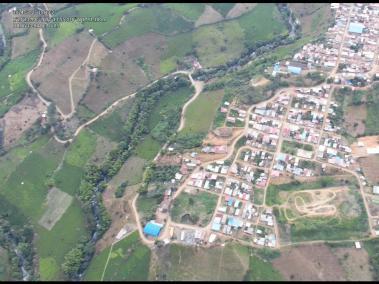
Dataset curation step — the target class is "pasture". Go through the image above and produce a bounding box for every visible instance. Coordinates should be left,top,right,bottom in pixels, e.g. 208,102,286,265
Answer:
38,187,73,231
85,231,151,281
179,89,224,136
170,191,218,227
155,243,250,281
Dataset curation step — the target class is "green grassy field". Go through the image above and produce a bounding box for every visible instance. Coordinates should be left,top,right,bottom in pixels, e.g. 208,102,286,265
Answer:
237,3,287,47
137,187,165,224
164,3,205,21
0,136,90,280
179,89,224,136
85,231,151,281
0,139,65,222
171,191,217,226
36,200,89,281
0,49,40,116
74,3,138,36
0,247,9,281
244,255,283,281
109,156,146,187
209,3,235,17
281,140,313,156
101,6,193,48
156,243,250,281
193,21,244,67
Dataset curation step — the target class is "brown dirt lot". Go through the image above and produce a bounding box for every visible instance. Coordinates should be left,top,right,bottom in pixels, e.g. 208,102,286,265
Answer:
273,244,346,281
359,154,379,184
226,3,257,19
204,128,244,146
96,184,138,253
0,94,46,148
195,5,224,28
31,31,93,114
331,247,373,281
344,105,366,137
83,33,166,113
11,29,41,59
87,40,109,66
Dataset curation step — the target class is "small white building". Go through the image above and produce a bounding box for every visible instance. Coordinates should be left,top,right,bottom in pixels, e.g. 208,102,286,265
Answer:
355,241,361,249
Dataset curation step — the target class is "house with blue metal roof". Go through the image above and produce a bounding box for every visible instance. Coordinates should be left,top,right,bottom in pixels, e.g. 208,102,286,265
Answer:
143,221,163,237
287,65,302,75
349,22,365,34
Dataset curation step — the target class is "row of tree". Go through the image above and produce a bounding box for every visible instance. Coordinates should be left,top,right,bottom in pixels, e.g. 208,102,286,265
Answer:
61,75,191,280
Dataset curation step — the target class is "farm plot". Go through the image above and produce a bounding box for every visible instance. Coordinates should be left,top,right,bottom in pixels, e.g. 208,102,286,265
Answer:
31,31,93,114
83,34,166,113
269,176,369,243
226,3,257,19
38,187,73,231
101,6,193,49
170,191,218,227
164,3,205,22
54,129,97,195
85,231,151,281
358,154,379,184
179,89,224,137
0,49,40,116
109,156,146,188
273,244,346,281
11,28,41,59
0,95,45,149
155,243,249,281
194,5,223,28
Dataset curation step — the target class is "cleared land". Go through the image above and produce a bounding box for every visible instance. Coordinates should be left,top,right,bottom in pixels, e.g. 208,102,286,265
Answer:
85,231,151,281
179,89,224,136
154,243,250,281
273,244,346,281
171,191,218,227
31,31,93,114
38,187,73,230
0,95,46,149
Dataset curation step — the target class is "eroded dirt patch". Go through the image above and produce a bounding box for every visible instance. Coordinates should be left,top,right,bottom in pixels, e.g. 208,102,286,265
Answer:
272,244,346,281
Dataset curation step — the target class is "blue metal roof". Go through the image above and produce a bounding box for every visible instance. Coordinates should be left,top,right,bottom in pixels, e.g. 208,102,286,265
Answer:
349,22,364,34
143,221,163,237
287,65,302,75
211,222,221,231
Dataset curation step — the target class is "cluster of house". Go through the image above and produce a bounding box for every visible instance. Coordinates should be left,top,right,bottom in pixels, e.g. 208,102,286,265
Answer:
272,153,314,177
282,124,320,145
245,129,278,151
230,162,268,188
202,145,228,154
206,161,230,174
240,148,273,168
187,170,225,193
249,114,282,135
226,106,247,126
317,134,354,168
253,93,290,120
287,109,324,129
223,178,252,201
289,3,379,85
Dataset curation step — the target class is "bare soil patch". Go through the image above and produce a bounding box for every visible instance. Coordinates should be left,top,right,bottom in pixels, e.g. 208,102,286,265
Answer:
358,154,379,184
195,5,224,28
83,33,166,113
250,76,270,88
272,244,346,281
31,31,93,114
96,184,138,252
0,94,46,149
205,128,244,146
89,134,118,165
344,105,366,137
331,247,373,281
88,40,109,66
38,187,73,230
11,29,40,59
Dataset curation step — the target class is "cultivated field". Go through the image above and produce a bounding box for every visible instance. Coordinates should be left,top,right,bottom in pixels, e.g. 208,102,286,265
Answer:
38,187,73,230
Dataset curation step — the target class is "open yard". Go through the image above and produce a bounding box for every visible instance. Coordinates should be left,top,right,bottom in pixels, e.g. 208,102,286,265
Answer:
171,191,218,227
